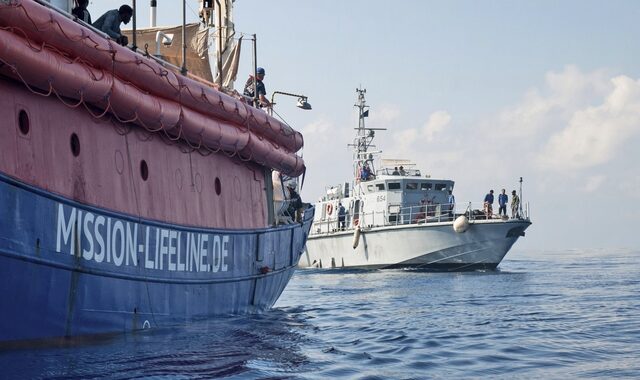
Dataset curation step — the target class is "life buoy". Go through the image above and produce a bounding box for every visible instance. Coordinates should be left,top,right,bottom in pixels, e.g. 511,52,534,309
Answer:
326,203,333,215
353,218,359,227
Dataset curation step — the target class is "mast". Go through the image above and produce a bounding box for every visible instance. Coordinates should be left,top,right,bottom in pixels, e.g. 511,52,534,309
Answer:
353,88,370,182
180,0,187,75
350,88,385,186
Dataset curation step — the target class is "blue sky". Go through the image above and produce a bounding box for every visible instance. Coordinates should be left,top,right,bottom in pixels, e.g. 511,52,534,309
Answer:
91,1,640,251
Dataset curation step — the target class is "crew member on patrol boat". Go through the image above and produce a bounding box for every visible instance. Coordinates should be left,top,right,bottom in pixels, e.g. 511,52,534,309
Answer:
337,203,346,230
484,189,494,219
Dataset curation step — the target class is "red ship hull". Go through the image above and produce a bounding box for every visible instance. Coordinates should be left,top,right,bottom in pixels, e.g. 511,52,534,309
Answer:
0,0,313,345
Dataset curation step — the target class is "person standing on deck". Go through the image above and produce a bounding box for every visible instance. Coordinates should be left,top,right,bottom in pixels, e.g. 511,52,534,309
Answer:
484,189,494,219
498,189,508,217
337,203,346,230
447,190,456,219
93,5,133,46
511,190,520,219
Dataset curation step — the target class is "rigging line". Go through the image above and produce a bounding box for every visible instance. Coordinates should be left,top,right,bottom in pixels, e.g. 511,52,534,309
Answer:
234,30,263,37
185,0,201,20
270,108,294,130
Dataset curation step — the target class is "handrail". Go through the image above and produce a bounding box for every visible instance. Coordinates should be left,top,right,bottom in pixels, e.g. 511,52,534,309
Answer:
309,200,530,236
31,0,227,88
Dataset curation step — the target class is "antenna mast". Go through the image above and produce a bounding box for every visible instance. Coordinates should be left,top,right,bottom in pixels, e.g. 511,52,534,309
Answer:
349,88,386,182
355,88,369,160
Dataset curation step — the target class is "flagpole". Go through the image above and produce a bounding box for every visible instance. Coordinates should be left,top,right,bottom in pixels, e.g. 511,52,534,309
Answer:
216,0,223,86
181,0,187,75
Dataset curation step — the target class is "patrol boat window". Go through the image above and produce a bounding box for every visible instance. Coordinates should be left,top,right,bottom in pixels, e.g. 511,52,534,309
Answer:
367,184,374,192
421,183,432,190
376,183,385,191
406,183,419,190
435,183,447,191
388,182,401,190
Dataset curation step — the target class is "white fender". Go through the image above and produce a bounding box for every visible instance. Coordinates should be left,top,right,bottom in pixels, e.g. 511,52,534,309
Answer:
352,227,361,249
453,215,469,233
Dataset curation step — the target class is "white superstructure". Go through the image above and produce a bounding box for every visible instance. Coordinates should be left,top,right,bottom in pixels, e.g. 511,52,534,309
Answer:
303,89,531,270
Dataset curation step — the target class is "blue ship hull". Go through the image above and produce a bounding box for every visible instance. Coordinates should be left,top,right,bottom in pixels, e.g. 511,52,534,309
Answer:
0,173,314,344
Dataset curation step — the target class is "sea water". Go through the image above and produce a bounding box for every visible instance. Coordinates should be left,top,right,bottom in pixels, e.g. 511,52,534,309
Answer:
1,249,639,379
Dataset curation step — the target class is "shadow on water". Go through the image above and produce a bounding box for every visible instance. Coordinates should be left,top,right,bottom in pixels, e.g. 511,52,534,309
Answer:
2,251,639,379
0,311,313,380
297,267,374,275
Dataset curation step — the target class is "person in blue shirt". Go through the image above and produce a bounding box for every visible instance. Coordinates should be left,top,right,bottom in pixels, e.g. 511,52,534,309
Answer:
360,164,374,181
93,5,133,46
447,190,455,219
483,189,494,219
498,188,508,217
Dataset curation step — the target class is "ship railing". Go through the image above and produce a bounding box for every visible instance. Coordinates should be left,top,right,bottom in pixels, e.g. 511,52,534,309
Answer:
376,168,422,177
309,204,450,235
388,204,455,225
457,201,531,222
33,0,237,95
310,201,530,235
34,0,111,40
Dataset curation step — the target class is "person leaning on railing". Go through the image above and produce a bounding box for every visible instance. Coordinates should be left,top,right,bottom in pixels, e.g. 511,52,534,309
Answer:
243,67,272,109
285,182,305,222
93,5,133,46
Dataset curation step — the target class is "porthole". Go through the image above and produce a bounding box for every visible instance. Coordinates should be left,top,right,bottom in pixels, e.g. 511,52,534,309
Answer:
18,110,30,135
70,133,80,157
140,160,149,181
214,177,221,195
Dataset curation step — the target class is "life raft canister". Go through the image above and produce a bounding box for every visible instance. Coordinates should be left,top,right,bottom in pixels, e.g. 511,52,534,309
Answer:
326,203,333,215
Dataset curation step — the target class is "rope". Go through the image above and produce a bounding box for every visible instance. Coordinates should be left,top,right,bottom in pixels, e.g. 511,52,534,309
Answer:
0,13,304,175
